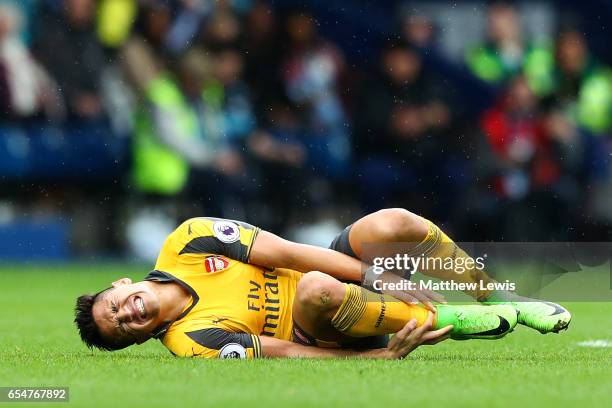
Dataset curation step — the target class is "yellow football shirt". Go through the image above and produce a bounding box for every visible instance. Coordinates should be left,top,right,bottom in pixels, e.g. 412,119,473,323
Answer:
145,217,302,358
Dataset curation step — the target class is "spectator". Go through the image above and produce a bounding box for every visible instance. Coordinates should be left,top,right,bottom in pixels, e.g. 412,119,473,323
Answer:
241,0,283,121
0,3,60,120
127,46,259,217
128,48,218,195
465,2,554,95
211,48,256,141
96,0,137,50
136,0,172,55
121,2,173,93
400,9,496,115
164,0,212,55
479,76,583,239
402,13,435,49
33,0,107,121
281,11,350,180
0,0,36,43
199,6,241,51
481,77,547,201
354,43,454,214
545,28,612,135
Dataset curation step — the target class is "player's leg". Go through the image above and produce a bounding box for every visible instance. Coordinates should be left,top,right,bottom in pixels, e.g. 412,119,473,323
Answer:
347,208,496,300
346,208,571,333
292,272,430,343
291,271,517,343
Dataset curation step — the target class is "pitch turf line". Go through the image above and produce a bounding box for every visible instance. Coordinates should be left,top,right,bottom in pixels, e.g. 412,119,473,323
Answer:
576,340,612,348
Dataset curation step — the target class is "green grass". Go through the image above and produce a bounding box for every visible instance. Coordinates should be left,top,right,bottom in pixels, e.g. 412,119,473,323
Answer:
1,264,611,407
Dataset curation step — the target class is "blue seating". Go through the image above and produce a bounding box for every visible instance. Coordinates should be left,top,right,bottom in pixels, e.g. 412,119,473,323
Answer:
0,218,69,260
0,123,128,180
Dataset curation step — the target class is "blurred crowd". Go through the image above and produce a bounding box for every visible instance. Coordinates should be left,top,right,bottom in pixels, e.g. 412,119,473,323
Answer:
1,0,611,255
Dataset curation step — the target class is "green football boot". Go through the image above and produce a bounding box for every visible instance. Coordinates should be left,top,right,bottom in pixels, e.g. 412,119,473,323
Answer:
434,304,518,340
483,291,571,334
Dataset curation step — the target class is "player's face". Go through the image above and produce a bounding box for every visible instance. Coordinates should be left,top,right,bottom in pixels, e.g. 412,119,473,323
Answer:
92,278,161,346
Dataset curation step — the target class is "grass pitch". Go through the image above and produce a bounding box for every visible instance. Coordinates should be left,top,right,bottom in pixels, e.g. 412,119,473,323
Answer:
1,264,611,408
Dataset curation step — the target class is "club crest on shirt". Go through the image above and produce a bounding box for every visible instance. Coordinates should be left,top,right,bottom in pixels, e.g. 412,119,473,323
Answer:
212,220,240,243
204,255,230,273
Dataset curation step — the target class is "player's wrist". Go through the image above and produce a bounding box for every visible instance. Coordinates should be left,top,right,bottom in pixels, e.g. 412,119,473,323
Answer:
368,348,396,359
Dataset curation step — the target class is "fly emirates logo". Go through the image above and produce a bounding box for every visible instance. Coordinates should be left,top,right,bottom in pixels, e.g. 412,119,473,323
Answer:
247,271,280,337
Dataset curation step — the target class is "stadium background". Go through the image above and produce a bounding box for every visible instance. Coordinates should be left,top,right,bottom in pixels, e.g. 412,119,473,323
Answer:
1,2,611,407
1,0,611,263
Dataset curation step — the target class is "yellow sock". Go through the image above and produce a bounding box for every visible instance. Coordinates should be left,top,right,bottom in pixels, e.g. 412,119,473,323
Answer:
331,284,430,337
412,220,496,301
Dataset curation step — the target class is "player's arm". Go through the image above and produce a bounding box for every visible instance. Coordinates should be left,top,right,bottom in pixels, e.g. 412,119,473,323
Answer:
260,336,384,358
181,217,362,281
261,316,451,359
250,230,364,282
172,316,450,359
170,327,264,359
250,231,442,311
172,327,385,359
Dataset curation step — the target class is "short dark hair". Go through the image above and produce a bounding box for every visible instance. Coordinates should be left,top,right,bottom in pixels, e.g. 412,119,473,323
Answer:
74,288,132,351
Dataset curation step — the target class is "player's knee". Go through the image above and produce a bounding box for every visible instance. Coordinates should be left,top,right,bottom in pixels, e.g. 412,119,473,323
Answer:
372,208,429,242
296,272,344,312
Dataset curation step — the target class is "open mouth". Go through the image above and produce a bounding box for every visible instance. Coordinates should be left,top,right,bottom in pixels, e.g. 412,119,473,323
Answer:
131,295,147,322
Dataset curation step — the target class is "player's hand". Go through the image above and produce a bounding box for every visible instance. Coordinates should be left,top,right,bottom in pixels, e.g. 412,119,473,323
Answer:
391,288,446,313
383,312,453,359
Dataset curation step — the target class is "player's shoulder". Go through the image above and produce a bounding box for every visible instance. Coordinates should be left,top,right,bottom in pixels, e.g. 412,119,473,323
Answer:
167,217,214,244
161,318,259,359
157,216,260,264
174,216,210,233
173,217,258,243
161,317,210,354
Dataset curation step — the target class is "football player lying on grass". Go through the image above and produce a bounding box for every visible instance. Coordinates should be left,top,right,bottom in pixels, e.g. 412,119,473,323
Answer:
75,209,571,359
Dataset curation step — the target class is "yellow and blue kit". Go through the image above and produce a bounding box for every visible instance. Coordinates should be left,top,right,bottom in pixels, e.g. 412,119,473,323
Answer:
146,217,302,359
